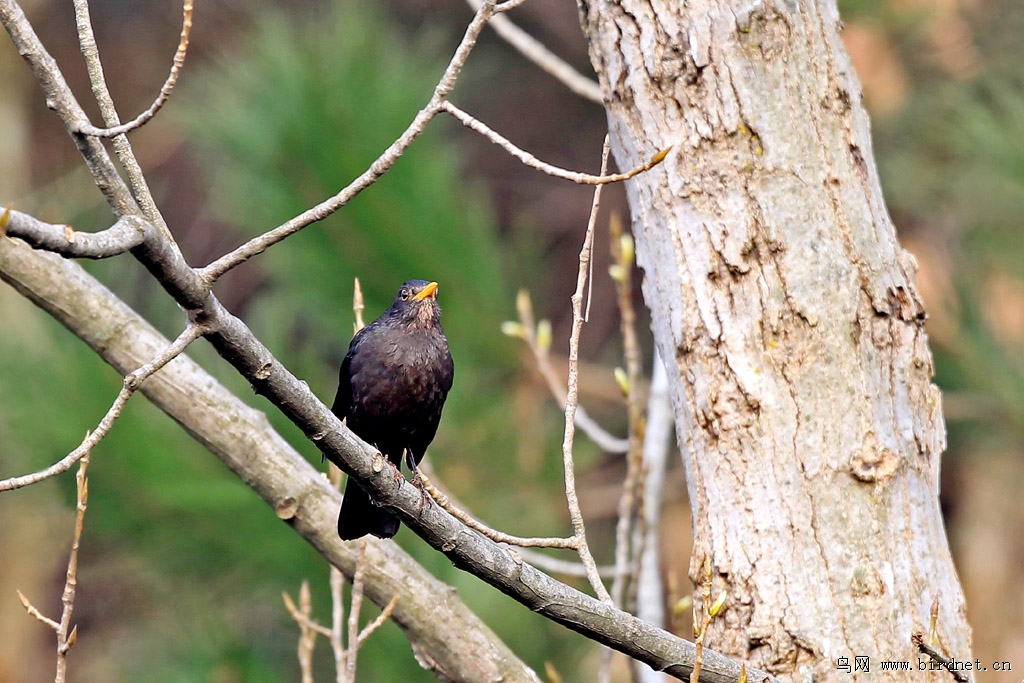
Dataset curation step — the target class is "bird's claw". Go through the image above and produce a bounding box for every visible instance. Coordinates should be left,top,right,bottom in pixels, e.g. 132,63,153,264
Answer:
411,471,431,513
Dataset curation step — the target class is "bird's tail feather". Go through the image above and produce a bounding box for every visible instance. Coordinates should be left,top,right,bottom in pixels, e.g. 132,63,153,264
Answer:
338,476,400,540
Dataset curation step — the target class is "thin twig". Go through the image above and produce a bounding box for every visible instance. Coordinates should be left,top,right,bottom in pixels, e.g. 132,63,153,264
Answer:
16,451,93,682
442,101,670,185
339,284,367,683
198,0,503,284
601,214,648,683
76,0,194,138
283,584,333,638
418,464,578,549
357,595,399,645
514,548,616,579
352,277,366,333
911,634,971,683
465,0,603,103
562,136,613,604
690,558,727,683
0,322,204,492
494,0,531,11
12,448,90,683
343,540,368,683
194,0,660,285
56,451,89,681
16,591,59,630
330,558,346,679
71,0,178,248
282,582,320,683
636,350,674,683
330,295,351,681
609,213,647,609
509,290,630,453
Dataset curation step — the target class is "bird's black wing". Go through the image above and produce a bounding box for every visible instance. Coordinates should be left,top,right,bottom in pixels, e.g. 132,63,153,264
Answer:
330,353,352,418
326,326,370,464
331,325,372,418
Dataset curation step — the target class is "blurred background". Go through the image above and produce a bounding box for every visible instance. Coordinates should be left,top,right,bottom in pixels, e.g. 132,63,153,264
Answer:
0,0,1021,680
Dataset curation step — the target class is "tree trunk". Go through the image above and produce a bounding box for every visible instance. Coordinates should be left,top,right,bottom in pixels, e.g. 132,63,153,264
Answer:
579,1,971,678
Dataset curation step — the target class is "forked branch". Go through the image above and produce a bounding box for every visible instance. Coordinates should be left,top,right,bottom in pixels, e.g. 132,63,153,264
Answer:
75,0,194,138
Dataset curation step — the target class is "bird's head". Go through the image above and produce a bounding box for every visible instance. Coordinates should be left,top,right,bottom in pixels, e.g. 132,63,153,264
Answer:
388,280,443,328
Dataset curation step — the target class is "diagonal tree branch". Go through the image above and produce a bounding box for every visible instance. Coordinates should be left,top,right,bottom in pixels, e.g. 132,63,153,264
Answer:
0,235,540,683
0,0,139,216
1,210,778,683
441,100,670,184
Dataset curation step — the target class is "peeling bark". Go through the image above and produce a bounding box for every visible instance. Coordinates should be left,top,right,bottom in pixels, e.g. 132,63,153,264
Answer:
579,0,970,678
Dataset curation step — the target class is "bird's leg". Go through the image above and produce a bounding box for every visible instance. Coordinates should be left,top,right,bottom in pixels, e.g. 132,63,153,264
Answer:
405,449,431,513
405,448,419,480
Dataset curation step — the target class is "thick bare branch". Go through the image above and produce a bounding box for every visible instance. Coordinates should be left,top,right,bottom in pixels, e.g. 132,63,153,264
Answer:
0,0,139,214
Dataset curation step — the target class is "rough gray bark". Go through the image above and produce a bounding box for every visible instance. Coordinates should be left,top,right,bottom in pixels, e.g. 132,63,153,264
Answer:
578,0,971,679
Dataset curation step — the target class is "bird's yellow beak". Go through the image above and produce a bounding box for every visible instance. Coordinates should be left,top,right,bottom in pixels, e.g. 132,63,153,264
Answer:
412,281,439,301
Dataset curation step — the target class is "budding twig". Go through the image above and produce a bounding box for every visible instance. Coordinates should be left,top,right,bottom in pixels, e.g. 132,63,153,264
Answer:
504,289,630,454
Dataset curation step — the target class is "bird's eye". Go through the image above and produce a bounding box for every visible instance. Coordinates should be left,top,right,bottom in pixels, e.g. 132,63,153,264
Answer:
400,288,410,301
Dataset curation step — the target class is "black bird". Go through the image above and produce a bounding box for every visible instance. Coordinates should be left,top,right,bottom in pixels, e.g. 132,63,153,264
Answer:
332,280,454,540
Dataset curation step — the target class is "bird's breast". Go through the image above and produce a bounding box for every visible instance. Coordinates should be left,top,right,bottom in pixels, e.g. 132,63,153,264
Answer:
346,330,453,429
